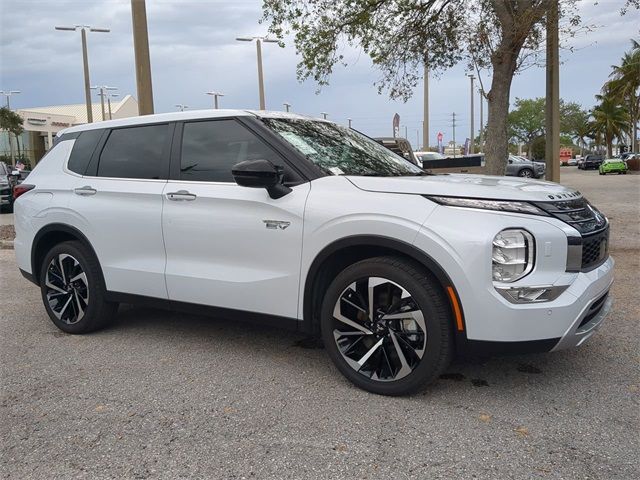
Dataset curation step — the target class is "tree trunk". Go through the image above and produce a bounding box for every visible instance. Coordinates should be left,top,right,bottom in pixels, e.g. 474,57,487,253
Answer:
485,58,516,175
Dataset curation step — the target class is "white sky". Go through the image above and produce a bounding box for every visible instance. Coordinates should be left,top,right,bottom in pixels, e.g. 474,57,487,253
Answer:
1,0,638,146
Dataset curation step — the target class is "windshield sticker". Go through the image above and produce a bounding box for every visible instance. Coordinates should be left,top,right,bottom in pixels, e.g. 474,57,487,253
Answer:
279,132,318,155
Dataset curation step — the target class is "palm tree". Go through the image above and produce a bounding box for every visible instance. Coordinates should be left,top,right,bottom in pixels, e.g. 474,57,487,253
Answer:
605,39,639,152
591,94,630,157
572,120,592,156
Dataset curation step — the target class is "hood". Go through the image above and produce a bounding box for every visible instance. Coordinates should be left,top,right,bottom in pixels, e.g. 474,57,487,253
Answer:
346,174,580,202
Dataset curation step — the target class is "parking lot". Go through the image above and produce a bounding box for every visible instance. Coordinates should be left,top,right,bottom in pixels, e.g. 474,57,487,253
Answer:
1,168,638,479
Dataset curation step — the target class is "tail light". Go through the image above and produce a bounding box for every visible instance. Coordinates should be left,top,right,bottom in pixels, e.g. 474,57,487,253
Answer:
13,184,35,200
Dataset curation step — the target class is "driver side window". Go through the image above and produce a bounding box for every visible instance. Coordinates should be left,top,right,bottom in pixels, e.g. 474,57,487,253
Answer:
180,119,298,183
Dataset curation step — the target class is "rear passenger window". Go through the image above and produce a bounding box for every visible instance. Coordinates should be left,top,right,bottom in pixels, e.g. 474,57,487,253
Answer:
68,130,103,175
180,120,292,183
98,124,168,179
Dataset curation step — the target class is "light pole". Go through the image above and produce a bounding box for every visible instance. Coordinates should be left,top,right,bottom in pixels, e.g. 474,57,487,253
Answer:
106,92,119,120
131,0,154,115
236,36,278,110
423,56,429,150
175,104,189,112
283,102,291,112
348,118,352,128
0,90,20,165
205,91,224,109
55,25,110,123
467,73,475,154
321,112,328,120
479,88,484,153
91,85,117,120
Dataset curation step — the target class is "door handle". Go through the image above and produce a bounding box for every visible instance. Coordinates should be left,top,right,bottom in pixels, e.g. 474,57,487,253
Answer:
74,186,97,196
166,190,197,201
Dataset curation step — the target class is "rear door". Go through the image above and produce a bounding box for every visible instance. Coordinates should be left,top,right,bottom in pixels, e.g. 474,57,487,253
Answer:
161,118,310,319
69,123,172,298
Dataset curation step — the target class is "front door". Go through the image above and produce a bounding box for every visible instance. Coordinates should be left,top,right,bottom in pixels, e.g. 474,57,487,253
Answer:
162,118,309,319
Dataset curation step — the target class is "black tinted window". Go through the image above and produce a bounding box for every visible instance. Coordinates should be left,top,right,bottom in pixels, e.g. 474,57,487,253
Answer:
68,129,103,174
98,125,167,179
180,120,290,182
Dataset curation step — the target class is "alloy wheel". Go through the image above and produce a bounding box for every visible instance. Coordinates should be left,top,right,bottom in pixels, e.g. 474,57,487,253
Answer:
520,169,533,178
331,277,427,382
45,254,89,325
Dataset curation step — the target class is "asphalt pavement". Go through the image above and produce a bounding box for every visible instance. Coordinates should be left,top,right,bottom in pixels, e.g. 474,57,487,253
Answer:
1,169,638,479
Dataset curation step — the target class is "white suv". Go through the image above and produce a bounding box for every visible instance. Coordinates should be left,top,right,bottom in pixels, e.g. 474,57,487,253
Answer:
14,110,614,395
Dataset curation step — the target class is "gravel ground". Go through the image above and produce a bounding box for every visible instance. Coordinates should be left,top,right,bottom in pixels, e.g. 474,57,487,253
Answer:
1,169,638,479
0,225,14,241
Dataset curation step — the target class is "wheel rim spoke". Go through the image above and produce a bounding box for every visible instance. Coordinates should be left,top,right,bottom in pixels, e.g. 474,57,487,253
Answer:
332,275,427,382
45,253,88,325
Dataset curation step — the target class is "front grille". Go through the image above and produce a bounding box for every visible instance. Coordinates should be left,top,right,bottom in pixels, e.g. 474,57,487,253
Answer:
535,195,610,271
581,228,609,270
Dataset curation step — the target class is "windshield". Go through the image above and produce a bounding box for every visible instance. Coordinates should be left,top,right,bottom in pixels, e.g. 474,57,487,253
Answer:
262,118,423,177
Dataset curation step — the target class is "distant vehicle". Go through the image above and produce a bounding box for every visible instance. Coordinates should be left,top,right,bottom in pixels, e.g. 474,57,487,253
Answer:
505,155,546,178
567,157,578,166
415,151,447,163
17,170,31,184
579,154,604,170
599,159,628,175
0,161,19,213
621,152,638,161
374,137,420,166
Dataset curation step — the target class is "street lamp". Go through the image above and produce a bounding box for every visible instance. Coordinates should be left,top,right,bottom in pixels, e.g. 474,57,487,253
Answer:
283,102,291,113
91,85,117,120
205,91,225,109
55,25,110,123
106,92,119,120
235,36,279,110
175,104,189,112
466,73,476,154
0,90,21,109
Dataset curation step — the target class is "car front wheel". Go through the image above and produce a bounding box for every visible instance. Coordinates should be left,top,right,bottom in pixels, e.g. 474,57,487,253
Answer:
320,256,454,395
40,241,117,334
518,168,534,178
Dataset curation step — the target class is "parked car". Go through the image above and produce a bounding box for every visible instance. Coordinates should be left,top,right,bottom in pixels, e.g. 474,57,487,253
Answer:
0,161,19,213
13,110,614,395
566,157,578,166
505,155,546,178
620,152,637,161
579,154,604,170
374,137,420,166
16,170,31,184
415,151,447,163
599,158,628,175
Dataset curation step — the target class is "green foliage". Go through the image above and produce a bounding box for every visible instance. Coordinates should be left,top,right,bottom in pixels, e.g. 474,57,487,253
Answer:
0,107,24,137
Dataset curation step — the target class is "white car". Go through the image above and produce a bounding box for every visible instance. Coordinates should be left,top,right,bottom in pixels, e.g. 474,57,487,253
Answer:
13,110,613,395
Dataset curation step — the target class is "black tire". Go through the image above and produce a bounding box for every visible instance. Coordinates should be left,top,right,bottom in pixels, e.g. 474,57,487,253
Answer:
518,168,533,178
599,171,604,175
40,240,117,334
320,256,454,396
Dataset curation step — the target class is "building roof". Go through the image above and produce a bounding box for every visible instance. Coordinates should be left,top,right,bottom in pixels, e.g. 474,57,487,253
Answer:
24,95,139,124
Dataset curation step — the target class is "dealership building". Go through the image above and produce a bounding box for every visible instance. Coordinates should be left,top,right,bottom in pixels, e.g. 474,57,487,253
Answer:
1,95,138,167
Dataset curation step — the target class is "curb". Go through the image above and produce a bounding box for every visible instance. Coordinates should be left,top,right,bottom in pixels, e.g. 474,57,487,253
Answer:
0,240,14,250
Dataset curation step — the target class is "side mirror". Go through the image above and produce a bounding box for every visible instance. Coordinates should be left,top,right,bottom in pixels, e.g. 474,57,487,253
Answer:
232,159,292,199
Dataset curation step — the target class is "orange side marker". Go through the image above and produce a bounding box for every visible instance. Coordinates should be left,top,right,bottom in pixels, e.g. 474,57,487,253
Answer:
447,286,464,332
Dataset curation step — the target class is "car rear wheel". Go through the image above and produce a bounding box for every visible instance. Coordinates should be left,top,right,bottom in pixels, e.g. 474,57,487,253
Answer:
320,256,454,396
518,168,534,178
40,241,117,334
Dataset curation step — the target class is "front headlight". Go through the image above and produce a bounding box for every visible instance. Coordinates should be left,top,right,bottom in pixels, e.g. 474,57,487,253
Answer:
426,196,548,216
492,229,535,282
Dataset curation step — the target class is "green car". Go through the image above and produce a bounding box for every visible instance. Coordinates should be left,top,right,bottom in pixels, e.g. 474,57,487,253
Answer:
599,158,628,175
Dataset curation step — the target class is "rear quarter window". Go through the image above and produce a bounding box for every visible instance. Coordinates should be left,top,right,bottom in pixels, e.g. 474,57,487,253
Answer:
68,129,104,175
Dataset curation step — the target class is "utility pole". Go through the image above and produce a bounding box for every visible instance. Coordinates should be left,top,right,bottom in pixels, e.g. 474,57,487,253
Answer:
131,0,154,115
0,90,20,166
451,112,457,158
467,74,475,154
283,102,291,112
545,1,560,182
91,86,117,121
423,56,429,151
206,91,224,109
404,125,408,139
106,92,119,120
321,112,328,120
55,25,110,123
479,88,484,153
236,36,278,110
416,130,420,149
348,118,352,128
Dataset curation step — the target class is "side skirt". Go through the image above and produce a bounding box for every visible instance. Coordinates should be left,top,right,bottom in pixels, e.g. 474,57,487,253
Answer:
104,291,305,333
